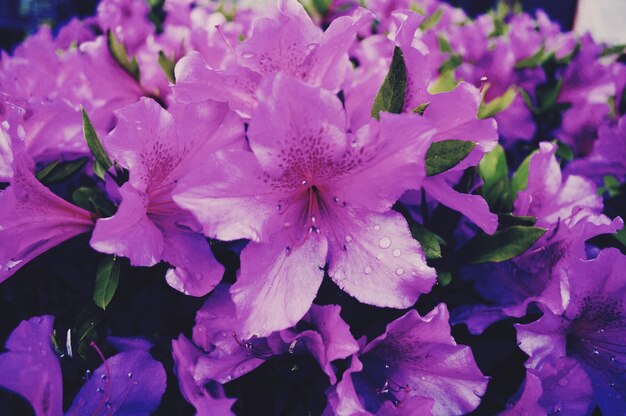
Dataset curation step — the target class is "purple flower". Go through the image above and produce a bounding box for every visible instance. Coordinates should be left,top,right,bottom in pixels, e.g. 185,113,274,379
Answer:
326,304,487,415
174,73,436,336
0,315,167,416
0,151,94,283
91,97,243,296
516,248,626,415
173,0,372,117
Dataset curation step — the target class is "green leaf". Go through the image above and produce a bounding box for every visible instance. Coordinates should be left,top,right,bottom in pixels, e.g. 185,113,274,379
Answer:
437,35,454,54
428,70,457,94
311,0,332,15
497,214,536,228
411,102,430,115
409,222,443,260
600,44,626,57
72,187,116,217
158,51,176,83
419,8,443,31
371,46,407,120
515,47,551,69
458,225,546,264
93,255,121,310
437,270,452,286
511,152,533,195
478,144,515,212
426,140,476,177
74,306,105,360
555,140,574,161
36,160,61,182
536,78,563,112
37,158,88,184
438,54,462,73
603,175,621,198
478,87,517,119
82,108,113,179
107,30,140,82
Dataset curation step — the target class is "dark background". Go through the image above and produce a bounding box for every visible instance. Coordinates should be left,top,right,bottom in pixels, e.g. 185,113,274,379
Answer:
0,0,578,52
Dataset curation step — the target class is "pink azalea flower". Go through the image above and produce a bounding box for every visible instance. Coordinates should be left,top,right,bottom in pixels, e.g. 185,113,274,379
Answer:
174,74,437,337
173,0,372,117
516,248,626,415
326,304,488,415
90,97,244,296
0,152,94,283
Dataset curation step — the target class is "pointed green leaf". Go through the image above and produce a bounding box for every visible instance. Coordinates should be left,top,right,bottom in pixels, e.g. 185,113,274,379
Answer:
107,30,140,82
426,140,476,176
36,160,61,182
555,140,574,161
419,8,443,31
437,35,454,54
497,214,537,228
515,47,550,69
411,102,430,115
37,158,88,184
409,222,443,260
428,70,457,94
371,46,407,120
93,255,121,310
479,144,514,212
158,51,176,83
511,152,533,195
478,87,517,119
72,186,117,218
82,108,113,180
437,270,452,286
458,225,546,264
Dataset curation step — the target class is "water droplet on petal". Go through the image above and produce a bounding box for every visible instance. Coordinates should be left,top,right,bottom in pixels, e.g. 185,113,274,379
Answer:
83,370,91,381
96,387,104,393
373,225,381,231
301,180,307,185
241,52,255,59
226,375,233,381
592,347,599,355
127,372,133,379
344,235,353,243
384,363,390,369
420,376,426,381
553,403,562,413
395,268,405,276
363,266,372,275
610,355,616,362
101,374,107,381
379,237,391,249
557,378,569,387
392,248,401,257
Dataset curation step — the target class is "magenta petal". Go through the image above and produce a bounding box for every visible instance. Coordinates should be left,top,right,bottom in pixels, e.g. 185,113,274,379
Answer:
0,316,63,416
501,372,546,416
231,234,328,338
68,350,166,416
328,210,436,308
361,304,488,415
300,304,359,384
173,149,281,242
90,184,164,267
172,336,236,416
423,174,498,234
160,218,225,297
0,154,94,282
248,73,348,177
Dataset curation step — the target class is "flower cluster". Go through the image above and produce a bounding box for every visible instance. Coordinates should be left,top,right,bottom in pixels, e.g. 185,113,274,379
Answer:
0,0,625,415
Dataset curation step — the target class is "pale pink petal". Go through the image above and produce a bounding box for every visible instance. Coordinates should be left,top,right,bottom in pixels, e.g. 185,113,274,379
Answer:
173,149,283,242
248,73,348,177
423,174,498,234
327,209,436,308
231,233,328,338
90,184,164,266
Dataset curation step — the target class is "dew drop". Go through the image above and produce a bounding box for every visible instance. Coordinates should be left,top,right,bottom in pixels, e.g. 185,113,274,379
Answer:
226,375,233,381
610,355,616,362
333,196,339,203
373,225,381,231
384,363,390,369
344,235,353,243
96,387,104,393
392,248,401,257
301,180,307,185
420,376,426,381
83,370,91,381
411,271,417,276
395,267,405,276
105,401,112,409
378,237,392,249
557,378,569,387
552,403,562,414
241,52,255,59
592,347,599,355
101,374,107,381
127,372,133,379
363,266,372,275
